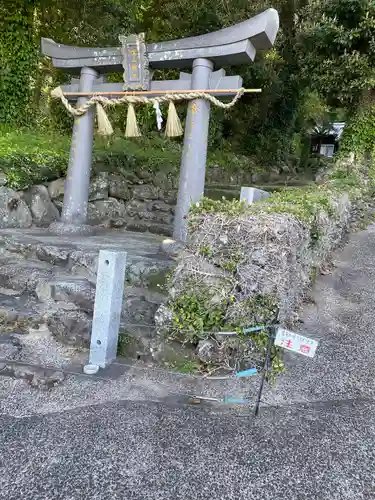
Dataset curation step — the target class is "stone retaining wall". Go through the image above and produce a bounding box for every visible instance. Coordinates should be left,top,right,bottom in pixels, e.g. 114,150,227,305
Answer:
0,172,176,235
0,157,307,240
0,165,267,235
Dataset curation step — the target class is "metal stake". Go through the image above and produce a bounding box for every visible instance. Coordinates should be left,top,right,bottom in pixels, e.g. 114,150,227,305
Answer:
254,326,275,417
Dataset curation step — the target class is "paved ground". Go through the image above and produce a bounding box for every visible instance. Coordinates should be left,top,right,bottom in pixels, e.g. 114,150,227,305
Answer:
1,399,374,500
1,226,375,499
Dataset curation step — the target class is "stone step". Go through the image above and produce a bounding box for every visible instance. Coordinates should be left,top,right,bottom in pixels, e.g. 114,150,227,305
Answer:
0,261,166,347
0,227,174,286
0,261,167,314
35,274,166,321
0,287,163,348
0,292,43,329
0,228,173,354
0,259,55,293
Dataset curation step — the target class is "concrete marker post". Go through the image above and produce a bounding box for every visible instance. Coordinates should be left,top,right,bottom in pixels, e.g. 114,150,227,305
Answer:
240,186,270,206
88,250,127,369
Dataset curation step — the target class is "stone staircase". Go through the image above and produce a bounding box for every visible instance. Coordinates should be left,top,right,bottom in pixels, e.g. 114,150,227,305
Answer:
0,227,174,357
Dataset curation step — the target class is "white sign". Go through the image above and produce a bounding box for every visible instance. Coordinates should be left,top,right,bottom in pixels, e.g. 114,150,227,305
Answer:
275,328,318,358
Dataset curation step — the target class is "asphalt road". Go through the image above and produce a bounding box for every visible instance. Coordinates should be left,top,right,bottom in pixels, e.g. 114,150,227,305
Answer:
1,397,374,500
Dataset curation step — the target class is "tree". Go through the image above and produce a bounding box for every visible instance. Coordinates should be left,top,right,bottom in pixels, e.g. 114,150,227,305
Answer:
298,0,375,108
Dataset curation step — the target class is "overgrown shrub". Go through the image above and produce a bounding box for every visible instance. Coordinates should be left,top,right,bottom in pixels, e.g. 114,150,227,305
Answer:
0,129,254,190
157,156,372,376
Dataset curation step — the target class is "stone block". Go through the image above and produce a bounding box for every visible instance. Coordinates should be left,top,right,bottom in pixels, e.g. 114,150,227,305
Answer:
196,339,218,363
0,261,53,293
0,342,19,360
108,174,130,200
132,184,160,200
126,200,173,224
139,211,173,225
47,308,92,345
152,171,178,190
0,187,32,229
163,189,178,204
70,250,98,276
134,166,153,182
126,199,148,218
122,291,159,326
3,237,32,255
88,198,126,225
4,363,66,390
48,178,65,200
240,186,270,205
89,172,109,201
36,278,96,312
22,185,60,226
35,244,70,265
30,370,65,390
147,201,173,213
125,219,172,237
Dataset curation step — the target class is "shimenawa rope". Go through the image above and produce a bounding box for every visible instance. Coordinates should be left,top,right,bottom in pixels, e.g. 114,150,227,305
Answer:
51,86,245,137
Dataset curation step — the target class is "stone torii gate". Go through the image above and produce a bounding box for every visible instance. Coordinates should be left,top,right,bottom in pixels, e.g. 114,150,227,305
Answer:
41,8,279,241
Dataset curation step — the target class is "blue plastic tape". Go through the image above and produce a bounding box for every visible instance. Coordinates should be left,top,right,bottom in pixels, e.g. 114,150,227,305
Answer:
235,368,258,377
243,325,265,334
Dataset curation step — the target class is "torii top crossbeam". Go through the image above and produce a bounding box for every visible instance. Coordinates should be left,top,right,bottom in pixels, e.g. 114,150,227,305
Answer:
41,9,279,73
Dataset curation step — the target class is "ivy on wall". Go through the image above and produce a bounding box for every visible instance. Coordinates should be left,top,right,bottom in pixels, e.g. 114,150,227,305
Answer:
340,99,375,159
0,1,38,126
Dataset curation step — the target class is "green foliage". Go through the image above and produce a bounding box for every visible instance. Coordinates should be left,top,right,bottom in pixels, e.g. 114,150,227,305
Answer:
1,0,333,170
190,198,248,217
3,0,375,170
117,333,135,356
234,295,280,328
0,129,255,190
168,287,285,377
1,153,68,191
170,290,228,344
335,97,375,196
0,129,70,189
298,0,375,108
241,329,285,382
166,154,371,377
92,134,181,175
257,186,337,222
0,1,38,126
168,359,201,374
302,154,333,177
339,101,375,157
190,184,342,230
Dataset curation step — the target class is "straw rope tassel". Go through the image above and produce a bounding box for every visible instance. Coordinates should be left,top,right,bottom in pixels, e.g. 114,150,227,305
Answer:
125,103,141,137
165,101,183,137
95,102,113,136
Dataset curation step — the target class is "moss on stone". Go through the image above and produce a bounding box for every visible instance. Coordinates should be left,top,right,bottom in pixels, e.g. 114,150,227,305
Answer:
147,269,170,291
165,357,201,374
117,332,141,357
